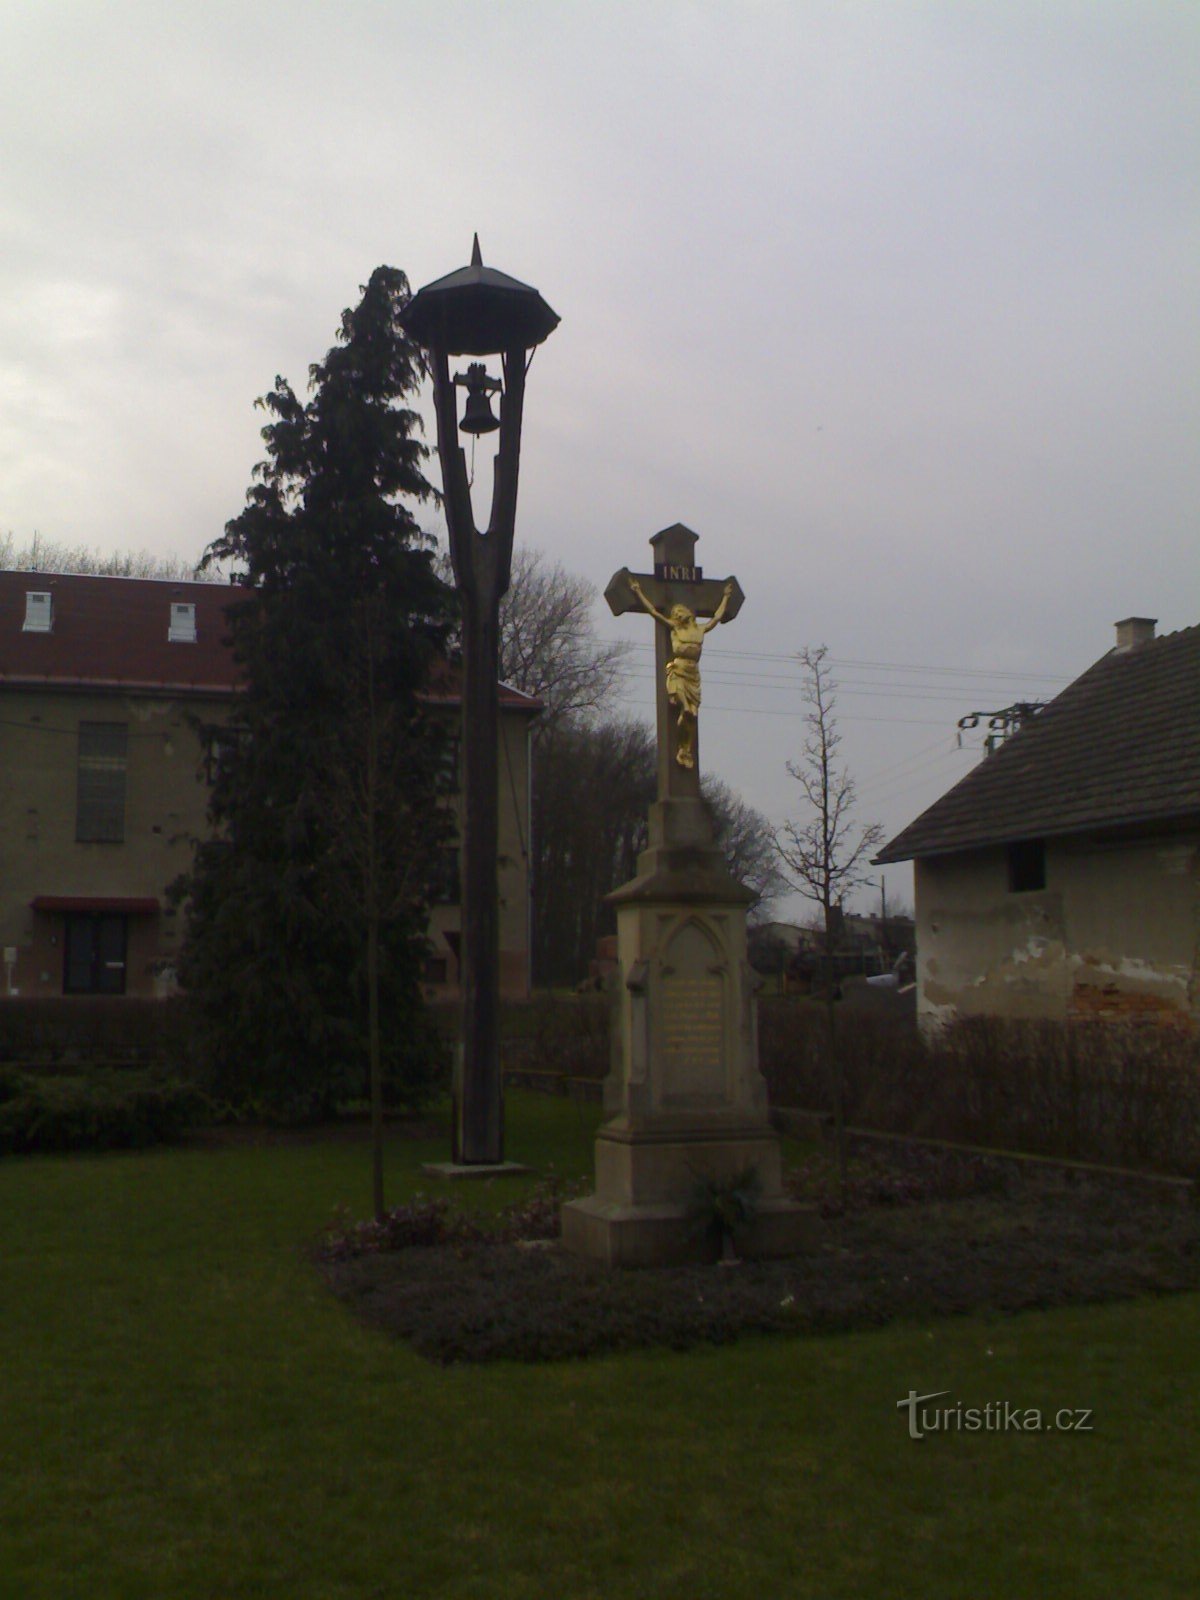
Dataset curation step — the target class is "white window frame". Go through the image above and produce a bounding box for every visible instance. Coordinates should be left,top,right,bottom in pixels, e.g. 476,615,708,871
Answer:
23,591,53,632
168,602,197,643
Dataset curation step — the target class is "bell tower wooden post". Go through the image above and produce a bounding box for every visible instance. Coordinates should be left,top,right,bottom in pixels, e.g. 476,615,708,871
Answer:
429,344,525,1167
401,241,558,1171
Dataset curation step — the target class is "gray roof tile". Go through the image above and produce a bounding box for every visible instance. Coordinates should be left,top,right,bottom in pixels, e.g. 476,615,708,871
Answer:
876,623,1200,862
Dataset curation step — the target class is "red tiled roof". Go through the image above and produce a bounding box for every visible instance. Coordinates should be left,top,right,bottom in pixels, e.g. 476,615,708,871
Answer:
877,623,1200,862
423,654,542,712
0,570,243,693
0,570,541,710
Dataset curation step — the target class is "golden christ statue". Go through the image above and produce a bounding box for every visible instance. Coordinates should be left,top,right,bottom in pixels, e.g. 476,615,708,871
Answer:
629,577,734,768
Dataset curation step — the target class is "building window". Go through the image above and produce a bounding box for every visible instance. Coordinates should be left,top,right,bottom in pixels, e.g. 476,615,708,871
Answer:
436,734,461,795
429,845,461,906
64,914,128,994
1007,839,1046,893
168,602,197,642
23,591,53,631
76,722,128,842
201,725,244,786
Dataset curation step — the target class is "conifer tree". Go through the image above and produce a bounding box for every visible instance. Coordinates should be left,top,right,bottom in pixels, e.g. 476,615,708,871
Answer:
175,267,454,1134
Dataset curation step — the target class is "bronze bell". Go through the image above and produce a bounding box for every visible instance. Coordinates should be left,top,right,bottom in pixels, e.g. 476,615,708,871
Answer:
460,386,500,434
456,362,502,435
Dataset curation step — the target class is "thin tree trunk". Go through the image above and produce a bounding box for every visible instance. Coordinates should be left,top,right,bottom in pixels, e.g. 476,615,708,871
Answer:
369,906,383,1220
824,896,847,1207
365,631,385,1221
827,987,846,1207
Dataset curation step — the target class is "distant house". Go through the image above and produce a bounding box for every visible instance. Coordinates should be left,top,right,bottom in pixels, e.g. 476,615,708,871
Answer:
752,921,824,959
747,921,822,989
841,913,916,965
748,917,914,996
876,618,1200,1031
0,570,538,1001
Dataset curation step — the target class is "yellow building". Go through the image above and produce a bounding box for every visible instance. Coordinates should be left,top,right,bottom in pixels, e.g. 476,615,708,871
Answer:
0,570,537,1001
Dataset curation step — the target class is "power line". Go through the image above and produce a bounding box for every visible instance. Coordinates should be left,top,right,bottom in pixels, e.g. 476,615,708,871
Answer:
613,664,1038,708
701,705,951,727
863,750,975,809
609,672,976,728
623,639,1072,684
621,660,1030,697
857,736,964,796
860,731,957,781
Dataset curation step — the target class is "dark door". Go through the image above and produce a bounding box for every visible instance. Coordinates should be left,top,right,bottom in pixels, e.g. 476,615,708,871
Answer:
64,914,128,995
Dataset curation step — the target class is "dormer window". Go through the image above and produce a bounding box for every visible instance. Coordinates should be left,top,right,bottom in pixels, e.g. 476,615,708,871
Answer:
23,591,52,632
168,602,197,643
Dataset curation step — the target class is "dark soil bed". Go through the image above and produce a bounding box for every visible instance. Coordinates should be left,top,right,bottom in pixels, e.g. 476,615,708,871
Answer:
318,1155,1200,1364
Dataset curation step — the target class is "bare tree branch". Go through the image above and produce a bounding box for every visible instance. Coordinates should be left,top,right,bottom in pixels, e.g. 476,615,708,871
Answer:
434,545,628,740
703,774,788,922
774,643,884,1205
775,645,884,935
0,531,219,580
497,548,629,741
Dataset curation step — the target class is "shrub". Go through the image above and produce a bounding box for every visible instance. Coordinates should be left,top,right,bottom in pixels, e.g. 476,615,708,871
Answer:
688,1166,762,1255
182,992,452,1126
786,1140,1009,1216
495,1173,586,1241
0,1070,210,1156
321,1197,483,1260
380,1004,453,1111
319,1177,587,1261
501,994,610,1087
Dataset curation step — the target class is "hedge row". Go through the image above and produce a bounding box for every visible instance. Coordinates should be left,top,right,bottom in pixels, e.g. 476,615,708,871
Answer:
0,997,194,1069
759,1002,1200,1176
0,1068,210,1156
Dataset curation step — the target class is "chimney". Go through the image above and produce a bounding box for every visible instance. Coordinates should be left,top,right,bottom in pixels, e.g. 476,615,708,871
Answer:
1114,616,1156,651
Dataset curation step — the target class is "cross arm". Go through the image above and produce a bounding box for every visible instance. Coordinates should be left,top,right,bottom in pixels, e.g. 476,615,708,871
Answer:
605,566,745,623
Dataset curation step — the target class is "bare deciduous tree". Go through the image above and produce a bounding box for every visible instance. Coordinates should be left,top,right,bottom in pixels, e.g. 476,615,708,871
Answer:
0,531,218,580
532,716,657,986
776,645,884,935
775,645,884,1200
529,722,785,986
703,775,787,923
497,548,628,742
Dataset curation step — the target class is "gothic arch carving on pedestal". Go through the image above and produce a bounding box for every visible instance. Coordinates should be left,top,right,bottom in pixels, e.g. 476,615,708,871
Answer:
655,913,730,1105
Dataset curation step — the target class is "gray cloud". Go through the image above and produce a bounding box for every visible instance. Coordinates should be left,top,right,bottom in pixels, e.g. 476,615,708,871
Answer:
2,0,1196,911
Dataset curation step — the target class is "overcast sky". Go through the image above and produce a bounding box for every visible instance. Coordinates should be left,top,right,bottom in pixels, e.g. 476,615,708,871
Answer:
3,1,1197,917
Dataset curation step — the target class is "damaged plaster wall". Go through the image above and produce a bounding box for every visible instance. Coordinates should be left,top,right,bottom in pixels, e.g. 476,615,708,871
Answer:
915,834,1199,1031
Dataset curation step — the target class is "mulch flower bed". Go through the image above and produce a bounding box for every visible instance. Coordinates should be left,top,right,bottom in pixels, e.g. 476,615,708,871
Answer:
315,1143,1199,1365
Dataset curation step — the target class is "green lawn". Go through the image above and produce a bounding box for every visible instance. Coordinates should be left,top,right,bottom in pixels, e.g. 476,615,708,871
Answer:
1,1092,1196,1599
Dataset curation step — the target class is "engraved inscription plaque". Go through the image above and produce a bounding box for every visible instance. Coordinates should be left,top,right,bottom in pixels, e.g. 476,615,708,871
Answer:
661,970,724,1097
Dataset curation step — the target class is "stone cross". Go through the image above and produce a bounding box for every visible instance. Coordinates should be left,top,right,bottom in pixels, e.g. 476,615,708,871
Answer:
605,524,744,803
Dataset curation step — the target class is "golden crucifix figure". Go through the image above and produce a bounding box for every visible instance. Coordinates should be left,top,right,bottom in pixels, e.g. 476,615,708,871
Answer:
629,577,734,768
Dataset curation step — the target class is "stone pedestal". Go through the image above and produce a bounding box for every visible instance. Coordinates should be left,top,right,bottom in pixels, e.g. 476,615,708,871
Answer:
562,798,816,1267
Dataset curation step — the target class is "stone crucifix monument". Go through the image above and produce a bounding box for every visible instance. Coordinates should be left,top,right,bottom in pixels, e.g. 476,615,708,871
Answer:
561,523,814,1267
